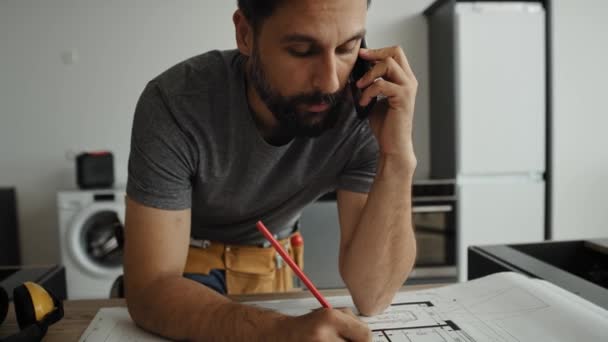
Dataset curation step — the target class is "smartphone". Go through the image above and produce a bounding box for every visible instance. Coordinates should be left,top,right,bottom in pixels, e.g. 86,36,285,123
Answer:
350,39,377,120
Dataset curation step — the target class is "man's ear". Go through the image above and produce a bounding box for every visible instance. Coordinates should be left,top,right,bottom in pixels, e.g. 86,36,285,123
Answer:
233,9,254,57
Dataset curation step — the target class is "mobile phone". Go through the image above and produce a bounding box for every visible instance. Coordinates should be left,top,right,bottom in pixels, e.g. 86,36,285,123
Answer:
349,39,377,120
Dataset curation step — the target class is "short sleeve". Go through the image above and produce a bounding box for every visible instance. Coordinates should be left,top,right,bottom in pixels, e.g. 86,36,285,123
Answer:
337,123,379,193
126,82,198,210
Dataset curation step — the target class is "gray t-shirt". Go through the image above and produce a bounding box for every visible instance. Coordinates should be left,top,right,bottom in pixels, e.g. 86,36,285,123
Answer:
127,50,378,244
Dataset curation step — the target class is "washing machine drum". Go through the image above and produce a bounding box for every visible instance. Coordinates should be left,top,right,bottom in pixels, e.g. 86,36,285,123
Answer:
67,204,124,277
82,211,123,267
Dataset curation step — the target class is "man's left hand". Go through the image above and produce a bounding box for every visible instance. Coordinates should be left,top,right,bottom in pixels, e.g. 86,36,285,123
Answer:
356,45,418,166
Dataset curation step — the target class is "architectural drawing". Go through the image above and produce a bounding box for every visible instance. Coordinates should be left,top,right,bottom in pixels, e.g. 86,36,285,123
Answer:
365,301,476,342
78,272,608,342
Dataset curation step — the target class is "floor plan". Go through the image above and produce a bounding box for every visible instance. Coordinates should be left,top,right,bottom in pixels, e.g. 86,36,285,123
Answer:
251,272,608,342
79,272,608,342
366,301,475,342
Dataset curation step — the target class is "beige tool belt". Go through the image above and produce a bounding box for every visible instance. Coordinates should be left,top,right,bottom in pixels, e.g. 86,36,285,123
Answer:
184,233,304,295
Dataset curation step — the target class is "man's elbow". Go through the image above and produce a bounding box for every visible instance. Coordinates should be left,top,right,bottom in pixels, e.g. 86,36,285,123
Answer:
340,273,394,316
355,297,392,317
126,300,146,328
346,262,416,316
350,270,408,316
124,278,150,326
124,272,169,327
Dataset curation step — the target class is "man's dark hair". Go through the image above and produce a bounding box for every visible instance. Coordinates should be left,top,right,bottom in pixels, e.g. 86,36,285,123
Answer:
237,0,372,32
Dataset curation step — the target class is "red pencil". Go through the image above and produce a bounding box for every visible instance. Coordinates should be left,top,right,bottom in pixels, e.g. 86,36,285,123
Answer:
256,220,332,309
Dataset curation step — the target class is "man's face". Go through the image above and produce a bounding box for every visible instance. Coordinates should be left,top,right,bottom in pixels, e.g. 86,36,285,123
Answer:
246,0,368,137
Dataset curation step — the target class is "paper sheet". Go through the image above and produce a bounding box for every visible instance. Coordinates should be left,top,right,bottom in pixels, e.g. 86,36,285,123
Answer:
79,307,167,342
79,272,608,342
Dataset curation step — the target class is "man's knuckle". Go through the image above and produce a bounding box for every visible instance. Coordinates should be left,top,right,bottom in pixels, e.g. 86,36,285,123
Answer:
321,309,335,321
308,330,325,342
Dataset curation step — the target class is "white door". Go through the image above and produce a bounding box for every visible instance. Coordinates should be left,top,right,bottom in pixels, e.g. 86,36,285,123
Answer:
456,3,546,175
457,176,545,281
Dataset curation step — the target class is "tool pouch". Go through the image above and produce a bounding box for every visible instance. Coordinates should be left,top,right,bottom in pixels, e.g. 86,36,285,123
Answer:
225,245,277,294
184,236,302,295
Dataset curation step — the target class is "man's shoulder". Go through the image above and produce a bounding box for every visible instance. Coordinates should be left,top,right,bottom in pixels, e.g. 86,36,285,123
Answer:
149,49,242,97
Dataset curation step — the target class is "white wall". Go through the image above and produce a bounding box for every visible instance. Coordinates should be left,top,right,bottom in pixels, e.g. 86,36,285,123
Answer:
0,0,434,264
551,0,608,239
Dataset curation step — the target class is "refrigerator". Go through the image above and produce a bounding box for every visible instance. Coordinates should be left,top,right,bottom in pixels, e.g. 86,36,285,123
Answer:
425,1,547,280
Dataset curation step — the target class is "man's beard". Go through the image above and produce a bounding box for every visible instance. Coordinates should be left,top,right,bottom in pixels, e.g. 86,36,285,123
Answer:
247,47,353,138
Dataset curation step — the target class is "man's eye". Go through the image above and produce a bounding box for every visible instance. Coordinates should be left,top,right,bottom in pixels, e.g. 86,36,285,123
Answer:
337,42,358,55
288,48,313,57
336,46,356,55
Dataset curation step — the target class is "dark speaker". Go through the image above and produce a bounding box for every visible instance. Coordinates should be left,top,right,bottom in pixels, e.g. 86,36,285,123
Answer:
0,188,20,266
76,151,115,189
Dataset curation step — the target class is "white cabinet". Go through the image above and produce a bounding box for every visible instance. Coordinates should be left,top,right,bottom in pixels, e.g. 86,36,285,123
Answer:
458,177,545,279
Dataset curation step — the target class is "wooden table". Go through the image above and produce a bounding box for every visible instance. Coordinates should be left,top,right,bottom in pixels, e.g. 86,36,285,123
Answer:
0,284,441,341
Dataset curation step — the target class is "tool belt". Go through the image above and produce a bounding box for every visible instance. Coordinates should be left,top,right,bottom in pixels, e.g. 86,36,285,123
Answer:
184,232,304,295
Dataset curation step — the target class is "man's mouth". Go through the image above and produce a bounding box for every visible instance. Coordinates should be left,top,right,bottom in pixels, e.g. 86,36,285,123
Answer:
306,102,330,113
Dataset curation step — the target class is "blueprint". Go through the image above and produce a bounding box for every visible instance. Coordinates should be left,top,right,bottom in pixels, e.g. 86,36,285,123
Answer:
250,272,608,342
79,272,608,341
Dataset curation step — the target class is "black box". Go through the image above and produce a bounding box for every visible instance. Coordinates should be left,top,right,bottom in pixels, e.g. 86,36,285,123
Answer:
76,152,114,189
0,188,20,266
0,265,66,301
468,239,608,310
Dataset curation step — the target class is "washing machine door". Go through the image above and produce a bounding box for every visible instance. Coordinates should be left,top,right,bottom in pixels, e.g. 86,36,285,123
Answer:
67,201,124,277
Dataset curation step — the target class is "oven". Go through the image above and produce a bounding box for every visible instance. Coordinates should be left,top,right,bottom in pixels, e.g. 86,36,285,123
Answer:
409,179,457,284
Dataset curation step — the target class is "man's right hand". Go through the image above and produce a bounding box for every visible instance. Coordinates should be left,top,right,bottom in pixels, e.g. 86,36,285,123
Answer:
277,307,373,342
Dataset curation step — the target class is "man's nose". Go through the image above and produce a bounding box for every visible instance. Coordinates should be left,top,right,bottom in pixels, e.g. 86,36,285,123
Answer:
312,53,341,95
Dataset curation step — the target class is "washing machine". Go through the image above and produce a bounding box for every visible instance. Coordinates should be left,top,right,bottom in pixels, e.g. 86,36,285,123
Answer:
57,189,125,299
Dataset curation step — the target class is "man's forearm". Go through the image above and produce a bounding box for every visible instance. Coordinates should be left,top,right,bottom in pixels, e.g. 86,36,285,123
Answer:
126,275,286,341
341,154,417,316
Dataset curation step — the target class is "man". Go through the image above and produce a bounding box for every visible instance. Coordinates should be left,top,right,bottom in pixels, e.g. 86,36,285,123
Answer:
124,0,418,340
